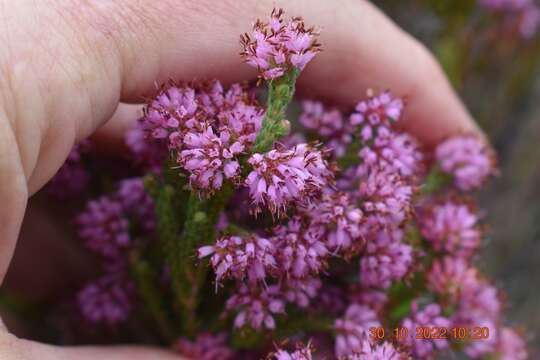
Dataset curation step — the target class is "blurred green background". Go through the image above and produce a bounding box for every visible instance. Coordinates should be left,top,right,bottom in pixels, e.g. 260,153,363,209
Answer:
378,0,540,352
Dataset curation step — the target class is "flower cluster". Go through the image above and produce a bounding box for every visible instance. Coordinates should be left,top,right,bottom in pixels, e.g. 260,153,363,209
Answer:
435,135,496,191
334,304,381,357
140,81,264,195
198,234,276,286
78,270,134,325
418,199,482,257
359,229,413,289
77,177,154,259
299,192,364,253
76,177,154,324
175,333,234,360
246,144,334,216
400,302,452,357
225,284,285,330
346,340,403,360
54,9,528,360
270,343,314,360
240,8,320,79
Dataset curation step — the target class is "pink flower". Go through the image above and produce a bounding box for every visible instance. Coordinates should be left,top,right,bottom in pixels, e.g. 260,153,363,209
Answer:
246,144,334,216
77,177,155,258
77,196,130,258
142,84,198,141
357,129,423,179
400,302,452,358
226,284,285,330
463,319,498,358
428,259,500,358
349,91,404,137
78,271,133,325
270,343,314,360
418,199,481,257
346,340,404,360
300,192,364,253
299,100,352,157
360,229,413,289
179,125,243,194
241,9,320,79
349,288,388,313
175,332,234,360
198,234,276,286
334,304,381,357
495,327,528,360
435,135,496,191
271,217,329,278
125,118,167,172
519,4,540,38
117,177,155,231
358,165,413,228
427,256,480,302
140,81,263,194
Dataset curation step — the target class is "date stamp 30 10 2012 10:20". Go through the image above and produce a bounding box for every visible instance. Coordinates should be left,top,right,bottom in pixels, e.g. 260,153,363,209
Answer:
369,326,491,341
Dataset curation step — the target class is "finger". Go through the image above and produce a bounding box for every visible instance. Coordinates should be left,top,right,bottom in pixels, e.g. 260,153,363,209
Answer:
2,334,183,360
89,0,480,147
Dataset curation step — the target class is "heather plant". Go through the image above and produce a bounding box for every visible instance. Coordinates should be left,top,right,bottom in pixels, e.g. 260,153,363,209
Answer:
39,8,529,360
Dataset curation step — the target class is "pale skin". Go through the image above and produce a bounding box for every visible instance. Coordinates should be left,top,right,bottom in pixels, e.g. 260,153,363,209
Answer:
0,0,481,358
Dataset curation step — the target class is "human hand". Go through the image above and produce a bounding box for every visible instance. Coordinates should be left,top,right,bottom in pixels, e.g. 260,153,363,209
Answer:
0,0,480,358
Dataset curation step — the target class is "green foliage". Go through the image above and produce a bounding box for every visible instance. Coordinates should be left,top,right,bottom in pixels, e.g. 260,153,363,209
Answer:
252,69,299,153
129,252,176,342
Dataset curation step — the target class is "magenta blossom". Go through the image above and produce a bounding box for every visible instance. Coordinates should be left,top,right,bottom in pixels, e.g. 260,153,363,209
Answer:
346,339,404,360
240,8,320,79
435,135,496,191
357,128,423,179
349,91,404,139
400,302,452,358
419,199,481,257
495,327,528,360
246,143,334,216
358,165,414,228
270,343,314,360
271,217,329,278
198,234,276,286
360,229,413,289
175,332,234,360
117,177,156,231
427,256,480,302
78,272,133,325
226,284,285,330
77,196,130,258
300,192,364,253
334,304,381,357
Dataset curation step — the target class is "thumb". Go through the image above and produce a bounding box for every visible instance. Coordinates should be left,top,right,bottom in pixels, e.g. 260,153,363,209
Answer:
1,331,185,360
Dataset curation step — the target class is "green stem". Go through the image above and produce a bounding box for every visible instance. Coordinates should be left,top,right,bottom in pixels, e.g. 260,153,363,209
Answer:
129,252,176,342
252,69,299,154
145,177,185,318
176,182,234,337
